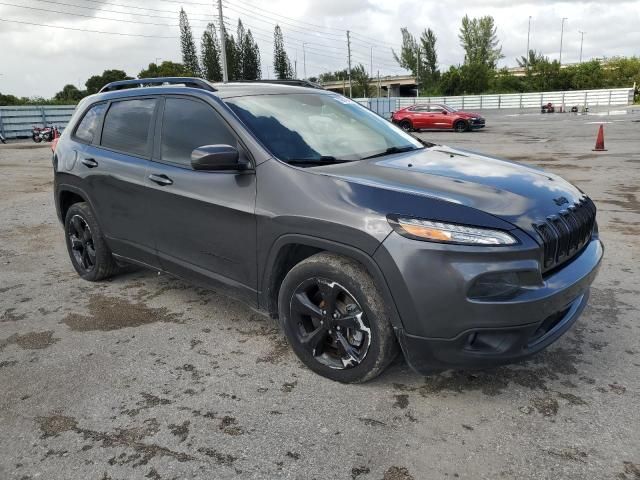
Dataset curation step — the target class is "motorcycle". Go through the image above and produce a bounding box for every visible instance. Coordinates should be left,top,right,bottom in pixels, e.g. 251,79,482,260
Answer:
32,125,60,143
541,102,555,113
0,132,6,144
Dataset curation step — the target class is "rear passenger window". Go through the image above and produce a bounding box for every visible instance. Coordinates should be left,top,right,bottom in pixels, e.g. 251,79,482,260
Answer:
161,98,236,166
74,103,106,144
101,99,156,157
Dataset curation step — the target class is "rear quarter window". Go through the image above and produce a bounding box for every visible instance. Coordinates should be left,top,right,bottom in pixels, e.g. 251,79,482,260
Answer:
74,103,106,144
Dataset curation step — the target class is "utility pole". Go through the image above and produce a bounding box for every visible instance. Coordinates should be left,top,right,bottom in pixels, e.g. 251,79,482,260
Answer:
302,43,307,79
218,0,228,82
346,30,352,98
416,46,420,98
526,16,531,69
578,30,585,63
377,70,380,98
370,46,373,79
559,17,567,66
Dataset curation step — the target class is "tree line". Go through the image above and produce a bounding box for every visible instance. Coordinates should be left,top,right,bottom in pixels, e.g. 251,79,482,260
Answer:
1,11,639,105
389,15,640,99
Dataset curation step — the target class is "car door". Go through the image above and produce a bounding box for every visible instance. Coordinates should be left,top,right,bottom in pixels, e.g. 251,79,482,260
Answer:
143,95,258,305
409,106,429,129
431,105,452,129
78,97,161,267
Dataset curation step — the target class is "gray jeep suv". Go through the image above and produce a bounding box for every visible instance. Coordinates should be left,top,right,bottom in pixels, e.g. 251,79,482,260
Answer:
53,77,603,383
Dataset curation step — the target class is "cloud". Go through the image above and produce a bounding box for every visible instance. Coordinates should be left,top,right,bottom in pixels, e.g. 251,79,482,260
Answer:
0,0,638,98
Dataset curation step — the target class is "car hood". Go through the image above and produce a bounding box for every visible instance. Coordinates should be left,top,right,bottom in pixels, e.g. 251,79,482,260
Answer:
312,145,586,236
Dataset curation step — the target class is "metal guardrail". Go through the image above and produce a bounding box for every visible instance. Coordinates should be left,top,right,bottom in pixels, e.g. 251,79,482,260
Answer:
0,105,76,139
355,87,635,113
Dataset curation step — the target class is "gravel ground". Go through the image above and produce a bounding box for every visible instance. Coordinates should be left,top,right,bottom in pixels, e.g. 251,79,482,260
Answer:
0,109,639,480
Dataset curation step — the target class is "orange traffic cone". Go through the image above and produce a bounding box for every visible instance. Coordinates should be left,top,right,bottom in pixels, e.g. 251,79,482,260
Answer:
592,124,607,151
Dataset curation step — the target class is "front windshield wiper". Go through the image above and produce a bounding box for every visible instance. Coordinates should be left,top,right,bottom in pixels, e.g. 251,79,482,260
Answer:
286,156,352,167
361,145,422,160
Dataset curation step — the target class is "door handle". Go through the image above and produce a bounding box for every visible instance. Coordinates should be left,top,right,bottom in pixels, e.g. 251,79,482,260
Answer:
148,173,173,186
81,158,98,168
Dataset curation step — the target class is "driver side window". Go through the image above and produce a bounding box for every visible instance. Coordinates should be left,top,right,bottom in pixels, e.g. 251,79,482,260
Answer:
160,97,237,167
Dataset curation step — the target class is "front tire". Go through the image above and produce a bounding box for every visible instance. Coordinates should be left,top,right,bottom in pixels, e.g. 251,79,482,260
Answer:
278,252,398,383
64,202,119,281
453,120,468,133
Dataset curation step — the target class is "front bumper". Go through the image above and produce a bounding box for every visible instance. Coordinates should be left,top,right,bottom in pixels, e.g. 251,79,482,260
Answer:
374,231,603,373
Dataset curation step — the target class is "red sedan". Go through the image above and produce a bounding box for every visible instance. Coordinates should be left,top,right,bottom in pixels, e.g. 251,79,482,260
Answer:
391,103,485,133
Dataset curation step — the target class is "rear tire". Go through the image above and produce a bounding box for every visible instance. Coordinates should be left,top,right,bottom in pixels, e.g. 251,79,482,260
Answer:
454,120,468,133
399,120,413,132
278,252,398,383
64,202,119,281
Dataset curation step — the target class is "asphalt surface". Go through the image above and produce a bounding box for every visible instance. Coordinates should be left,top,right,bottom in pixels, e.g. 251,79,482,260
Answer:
1,109,639,480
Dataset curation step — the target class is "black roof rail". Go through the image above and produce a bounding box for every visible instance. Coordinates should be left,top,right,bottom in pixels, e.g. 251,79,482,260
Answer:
232,79,325,90
99,77,216,93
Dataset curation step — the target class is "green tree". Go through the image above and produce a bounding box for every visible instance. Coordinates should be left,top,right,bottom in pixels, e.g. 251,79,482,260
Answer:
201,23,222,82
438,66,463,96
273,25,293,79
352,64,372,97
318,69,348,82
392,28,419,75
179,8,201,77
516,49,546,68
242,30,261,80
236,19,246,78
85,70,131,95
459,15,503,69
419,28,439,92
224,31,240,81
54,84,85,102
138,61,190,78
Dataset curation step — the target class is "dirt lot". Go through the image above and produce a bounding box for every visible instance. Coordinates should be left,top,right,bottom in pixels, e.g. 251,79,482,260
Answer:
1,110,639,480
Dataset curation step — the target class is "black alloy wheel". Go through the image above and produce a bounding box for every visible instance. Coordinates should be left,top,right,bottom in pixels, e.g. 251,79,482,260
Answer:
400,120,413,132
454,120,468,133
64,202,119,281
67,214,96,273
290,277,371,370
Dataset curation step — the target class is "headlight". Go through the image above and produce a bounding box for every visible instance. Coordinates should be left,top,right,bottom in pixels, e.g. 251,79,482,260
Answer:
470,117,478,120
388,216,518,245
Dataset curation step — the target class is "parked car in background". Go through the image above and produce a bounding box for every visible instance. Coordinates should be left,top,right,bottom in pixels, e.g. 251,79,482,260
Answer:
391,103,485,132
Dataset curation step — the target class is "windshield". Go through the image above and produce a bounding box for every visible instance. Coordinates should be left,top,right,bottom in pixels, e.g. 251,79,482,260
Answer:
225,93,423,165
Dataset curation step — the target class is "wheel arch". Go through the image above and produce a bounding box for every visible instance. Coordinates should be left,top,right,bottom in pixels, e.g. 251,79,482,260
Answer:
260,234,403,330
55,182,100,226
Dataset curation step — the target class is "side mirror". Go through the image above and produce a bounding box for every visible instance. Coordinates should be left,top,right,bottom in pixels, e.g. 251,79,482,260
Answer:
190,144,247,171
441,110,448,115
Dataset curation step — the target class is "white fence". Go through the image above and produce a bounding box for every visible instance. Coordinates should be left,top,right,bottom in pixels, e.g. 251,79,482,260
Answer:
0,105,76,139
356,87,635,114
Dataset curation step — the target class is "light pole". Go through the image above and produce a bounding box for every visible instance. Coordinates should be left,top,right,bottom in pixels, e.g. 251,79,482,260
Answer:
302,43,307,80
526,16,532,69
370,45,374,79
578,30,585,63
559,17,567,66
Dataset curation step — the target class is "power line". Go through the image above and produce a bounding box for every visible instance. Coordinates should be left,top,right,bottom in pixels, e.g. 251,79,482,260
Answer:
0,16,177,37
31,0,211,22
0,1,178,26
224,0,345,33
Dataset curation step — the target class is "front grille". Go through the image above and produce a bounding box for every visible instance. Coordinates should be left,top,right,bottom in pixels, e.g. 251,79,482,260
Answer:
534,197,596,272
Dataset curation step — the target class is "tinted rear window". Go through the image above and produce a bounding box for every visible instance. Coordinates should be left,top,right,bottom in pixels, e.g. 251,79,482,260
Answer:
74,103,106,144
101,99,156,157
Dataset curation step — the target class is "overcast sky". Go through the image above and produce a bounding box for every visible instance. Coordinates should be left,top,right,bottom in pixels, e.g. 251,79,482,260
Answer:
1,0,639,98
